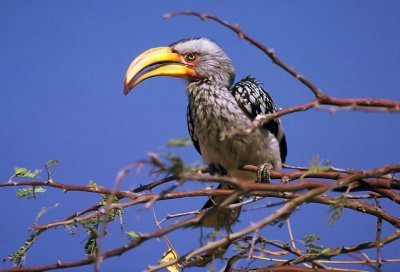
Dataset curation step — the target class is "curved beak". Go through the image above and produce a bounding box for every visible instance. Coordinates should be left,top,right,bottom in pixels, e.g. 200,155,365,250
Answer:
124,47,198,95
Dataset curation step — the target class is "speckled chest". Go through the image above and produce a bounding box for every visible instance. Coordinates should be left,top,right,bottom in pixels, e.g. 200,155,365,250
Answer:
186,82,275,171
188,83,250,140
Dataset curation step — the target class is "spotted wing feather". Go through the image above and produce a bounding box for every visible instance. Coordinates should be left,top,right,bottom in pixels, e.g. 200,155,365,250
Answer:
187,105,201,155
231,76,287,162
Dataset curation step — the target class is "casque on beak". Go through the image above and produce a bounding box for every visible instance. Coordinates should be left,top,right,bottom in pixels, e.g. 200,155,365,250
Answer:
124,47,198,94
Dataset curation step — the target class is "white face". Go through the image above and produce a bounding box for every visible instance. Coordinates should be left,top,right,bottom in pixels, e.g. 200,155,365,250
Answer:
171,38,235,87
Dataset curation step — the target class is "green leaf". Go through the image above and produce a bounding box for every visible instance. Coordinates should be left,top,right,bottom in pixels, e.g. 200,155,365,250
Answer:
328,197,346,225
305,243,325,255
303,237,330,257
16,187,46,199
88,180,121,220
98,196,118,205
14,167,41,178
88,180,98,187
81,219,99,256
5,232,40,265
45,159,60,168
101,207,121,223
303,234,320,243
321,247,331,254
80,218,99,229
165,152,185,176
84,232,98,256
302,234,330,257
125,231,140,240
300,156,331,179
166,138,192,147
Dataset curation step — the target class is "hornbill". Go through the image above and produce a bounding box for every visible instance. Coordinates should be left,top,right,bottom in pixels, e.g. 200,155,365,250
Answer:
124,38,287,229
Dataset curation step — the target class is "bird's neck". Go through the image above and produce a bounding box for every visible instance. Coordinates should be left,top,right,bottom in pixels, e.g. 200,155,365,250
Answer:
186,79,230,98
186,79,240,122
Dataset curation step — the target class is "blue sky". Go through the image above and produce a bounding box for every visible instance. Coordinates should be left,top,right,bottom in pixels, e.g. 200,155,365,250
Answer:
1,1,399,271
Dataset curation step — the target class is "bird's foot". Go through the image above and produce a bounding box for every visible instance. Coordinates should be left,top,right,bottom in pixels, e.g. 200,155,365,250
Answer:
256,162,273,183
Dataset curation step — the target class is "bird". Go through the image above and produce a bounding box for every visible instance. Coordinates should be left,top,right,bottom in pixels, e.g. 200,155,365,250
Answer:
124,38,287,229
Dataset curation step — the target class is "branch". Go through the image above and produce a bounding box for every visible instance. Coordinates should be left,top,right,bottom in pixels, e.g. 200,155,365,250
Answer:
4,163,398,231
288,231,400,265
164,12,400,109
0,180,138,199
164,11,325,99
164,11,400,138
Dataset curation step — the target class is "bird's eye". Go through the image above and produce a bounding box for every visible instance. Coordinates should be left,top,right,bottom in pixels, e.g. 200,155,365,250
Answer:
185,52,197,62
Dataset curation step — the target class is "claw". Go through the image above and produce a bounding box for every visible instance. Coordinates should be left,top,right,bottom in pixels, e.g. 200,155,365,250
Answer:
257,162,273,183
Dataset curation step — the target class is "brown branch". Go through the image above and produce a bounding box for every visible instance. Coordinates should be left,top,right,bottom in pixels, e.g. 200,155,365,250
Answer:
132,175,176,193
368,188,400,203
36,186,400,231
223,97,399,138
164,11,400,112
64,203,103,220
320,96,400,112
149,181,344,271
375,199,383,271
7,213,201,272
4,164,399,271
5,163,398,231
231,266,334,272
0,180,138,199
244,165,400,183
152,165,398,271
164,11,325,99
240,237,327,269
288,231,400,265
4,167,399,198
224,101,317,138
164,11,400,140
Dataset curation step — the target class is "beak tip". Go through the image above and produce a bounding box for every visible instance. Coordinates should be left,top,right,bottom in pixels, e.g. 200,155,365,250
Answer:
124,81,132,95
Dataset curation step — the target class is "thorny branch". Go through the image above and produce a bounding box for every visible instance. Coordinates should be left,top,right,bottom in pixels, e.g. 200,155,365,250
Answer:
3,11,400,272
2,163,400,271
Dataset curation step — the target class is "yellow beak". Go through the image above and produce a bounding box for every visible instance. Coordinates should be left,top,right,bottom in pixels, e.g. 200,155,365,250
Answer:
124,47,198,94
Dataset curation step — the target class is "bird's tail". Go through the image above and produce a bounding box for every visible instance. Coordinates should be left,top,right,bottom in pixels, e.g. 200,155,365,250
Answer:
199,170,255,229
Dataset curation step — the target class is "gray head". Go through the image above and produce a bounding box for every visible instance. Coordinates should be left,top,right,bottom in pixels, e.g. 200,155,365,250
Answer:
124,38,236,94
171,38,235,87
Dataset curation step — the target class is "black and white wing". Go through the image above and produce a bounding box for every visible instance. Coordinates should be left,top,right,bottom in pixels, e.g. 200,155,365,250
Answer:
231,76,287,163
187,105,201,155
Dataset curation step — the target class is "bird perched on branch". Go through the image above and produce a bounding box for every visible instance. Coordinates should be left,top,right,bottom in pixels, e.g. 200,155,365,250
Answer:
124,38,287,229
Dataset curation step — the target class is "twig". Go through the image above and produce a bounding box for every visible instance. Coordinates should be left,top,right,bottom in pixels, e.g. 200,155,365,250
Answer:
375,198,383,271
288,231,400,265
